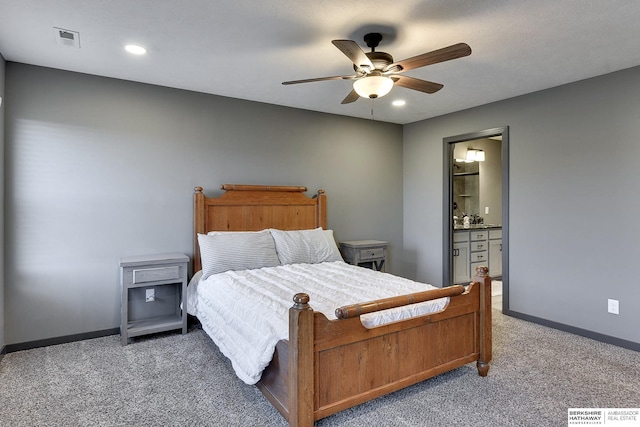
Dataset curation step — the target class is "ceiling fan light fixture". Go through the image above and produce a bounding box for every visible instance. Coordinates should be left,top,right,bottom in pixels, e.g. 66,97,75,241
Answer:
353,75,394,99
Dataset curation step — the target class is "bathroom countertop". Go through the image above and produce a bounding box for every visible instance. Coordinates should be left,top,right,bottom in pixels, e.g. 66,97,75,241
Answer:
454,224,502,230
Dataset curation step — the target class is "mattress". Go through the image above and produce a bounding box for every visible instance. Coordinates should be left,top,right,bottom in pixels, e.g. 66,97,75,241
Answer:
187,261,447,385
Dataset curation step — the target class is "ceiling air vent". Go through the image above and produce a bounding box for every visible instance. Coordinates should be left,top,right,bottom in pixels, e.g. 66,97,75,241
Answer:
53,27,80,48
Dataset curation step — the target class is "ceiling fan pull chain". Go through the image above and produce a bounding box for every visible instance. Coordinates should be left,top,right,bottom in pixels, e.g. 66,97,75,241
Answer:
370,98,376,124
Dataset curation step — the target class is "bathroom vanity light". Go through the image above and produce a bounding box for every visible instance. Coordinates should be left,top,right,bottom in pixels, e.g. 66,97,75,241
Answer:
466,148,485,162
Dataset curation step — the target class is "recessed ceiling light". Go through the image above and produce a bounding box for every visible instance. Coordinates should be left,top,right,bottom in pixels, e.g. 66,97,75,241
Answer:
125,44,147,55
392,100,406,107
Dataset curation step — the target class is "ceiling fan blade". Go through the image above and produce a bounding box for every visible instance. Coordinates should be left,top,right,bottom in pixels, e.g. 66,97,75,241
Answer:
341,89,360,104
392,75,443,94
282,74,357,85
332,40,374,71
385,43,471,73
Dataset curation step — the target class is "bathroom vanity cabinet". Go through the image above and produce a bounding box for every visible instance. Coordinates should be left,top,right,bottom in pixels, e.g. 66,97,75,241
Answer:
453,227,502,284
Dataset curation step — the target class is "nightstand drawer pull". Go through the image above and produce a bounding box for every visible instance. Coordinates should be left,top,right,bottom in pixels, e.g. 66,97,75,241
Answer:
360,248,385,261
133,266,180,284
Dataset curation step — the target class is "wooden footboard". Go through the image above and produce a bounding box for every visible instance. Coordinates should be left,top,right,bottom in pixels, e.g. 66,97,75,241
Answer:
257,267,492,427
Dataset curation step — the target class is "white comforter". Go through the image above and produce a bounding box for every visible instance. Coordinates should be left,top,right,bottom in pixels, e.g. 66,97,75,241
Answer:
187,261,447,385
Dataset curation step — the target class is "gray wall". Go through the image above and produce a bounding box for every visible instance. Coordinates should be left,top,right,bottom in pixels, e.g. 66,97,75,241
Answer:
4,63,403,345
0,53,5,352
7,59,640,348
404,65,640,345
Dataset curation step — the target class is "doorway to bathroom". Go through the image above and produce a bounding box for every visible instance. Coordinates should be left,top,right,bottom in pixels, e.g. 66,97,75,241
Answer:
443,127,509,311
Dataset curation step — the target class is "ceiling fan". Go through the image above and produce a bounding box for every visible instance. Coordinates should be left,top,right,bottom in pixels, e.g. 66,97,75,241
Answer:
282,33,471,104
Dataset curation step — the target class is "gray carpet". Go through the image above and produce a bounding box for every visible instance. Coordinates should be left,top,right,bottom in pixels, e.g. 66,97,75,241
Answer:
1,303,639,427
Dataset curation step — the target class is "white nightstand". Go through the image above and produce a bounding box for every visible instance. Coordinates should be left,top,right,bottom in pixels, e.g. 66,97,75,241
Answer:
119,253,189,345
340,240,388,272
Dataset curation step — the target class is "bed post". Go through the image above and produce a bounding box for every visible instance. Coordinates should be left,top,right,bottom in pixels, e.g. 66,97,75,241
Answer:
315,190,327,229
473,266,492,376
193,187,205,273
289,293,315,427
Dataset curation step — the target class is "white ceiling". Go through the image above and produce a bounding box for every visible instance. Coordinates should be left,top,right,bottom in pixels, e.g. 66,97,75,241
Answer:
1,0,639,124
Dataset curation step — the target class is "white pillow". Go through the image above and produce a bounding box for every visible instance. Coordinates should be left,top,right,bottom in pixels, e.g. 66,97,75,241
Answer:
269,227,344,265
322,229,343,261
197,230,280,279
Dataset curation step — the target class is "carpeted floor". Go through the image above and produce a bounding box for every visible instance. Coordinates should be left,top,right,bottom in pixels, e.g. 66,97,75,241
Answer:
1,298,639,427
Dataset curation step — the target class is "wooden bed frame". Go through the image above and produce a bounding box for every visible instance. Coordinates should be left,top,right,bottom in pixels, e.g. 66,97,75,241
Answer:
193,185,492,427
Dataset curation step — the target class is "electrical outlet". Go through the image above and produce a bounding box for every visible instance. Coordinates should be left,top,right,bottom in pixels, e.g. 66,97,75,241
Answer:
607,299,619,315
484,206,490,215
145,288,155,303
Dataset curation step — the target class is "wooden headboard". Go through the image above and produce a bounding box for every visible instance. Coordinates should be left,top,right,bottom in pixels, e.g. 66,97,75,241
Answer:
193,184,327,272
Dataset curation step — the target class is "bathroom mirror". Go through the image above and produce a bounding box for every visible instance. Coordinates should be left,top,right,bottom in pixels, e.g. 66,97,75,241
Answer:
452,160,479,227
451,138,502,228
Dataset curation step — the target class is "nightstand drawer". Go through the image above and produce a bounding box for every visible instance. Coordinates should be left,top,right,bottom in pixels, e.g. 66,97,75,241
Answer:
133,266,181,284
359,247,385,260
